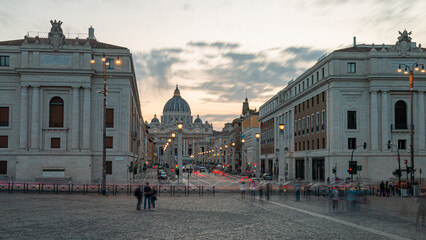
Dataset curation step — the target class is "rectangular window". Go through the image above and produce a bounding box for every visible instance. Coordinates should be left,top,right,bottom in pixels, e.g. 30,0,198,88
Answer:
0,136,8,148
106,161,112,174
106,109,114,128
295,142,297,151
316,72,319,81
347,111,357,129
107,59,115,69
317,139,320,149
398,140,406,150
51,138,60,148
322,138,325,149
106,136,113,148
298,119,301,136
307,78,309,88
347,62,356,73
302,82,305,90
0,107,9,126
307,141,310,150
0,56,10,66
0,161,7,174
294,120,297,136
294,106,297,114
322,92,325,102
321,110,325,130
316,112,319,131
312,140,315,150
302,117,305,135
303,141,305,150
311,114,315,133
322,68,325,78
307,116,310,134
348,138,356,149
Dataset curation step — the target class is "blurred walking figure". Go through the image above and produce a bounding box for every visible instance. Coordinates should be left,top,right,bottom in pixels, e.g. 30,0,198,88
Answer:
151,186,157,210
332,188,339,212
250,181,257,199
134,185,143,211
385,181,390,197
240,181,246,199
416,194,425,227
295,180,301,202
258,184,264,201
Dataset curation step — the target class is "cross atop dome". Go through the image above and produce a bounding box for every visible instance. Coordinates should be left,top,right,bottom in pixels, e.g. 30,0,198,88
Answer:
174,84,181,97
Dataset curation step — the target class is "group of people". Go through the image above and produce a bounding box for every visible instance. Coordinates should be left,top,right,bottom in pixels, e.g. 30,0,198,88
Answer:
134,182,157,211
240,181,269,200
379,180,416,197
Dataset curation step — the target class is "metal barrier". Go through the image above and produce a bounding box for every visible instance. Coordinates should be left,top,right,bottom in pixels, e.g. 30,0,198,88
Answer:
41,184,56,194
158,184,172,196
186,186,200,196
71,184,85,195
86,184,101,195
56,184,71,194
173,185,187,196
201,186,215,196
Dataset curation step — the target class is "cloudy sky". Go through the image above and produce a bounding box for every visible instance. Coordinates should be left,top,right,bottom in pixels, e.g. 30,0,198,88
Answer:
1,0,426,130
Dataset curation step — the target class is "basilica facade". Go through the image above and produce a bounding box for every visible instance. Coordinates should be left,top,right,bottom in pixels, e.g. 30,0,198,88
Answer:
147,86,213,170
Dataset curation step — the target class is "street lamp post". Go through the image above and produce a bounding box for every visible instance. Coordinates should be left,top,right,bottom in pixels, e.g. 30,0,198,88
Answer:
278,124,285,182
255,133,261,178
91,53,121,195
241,139,246,174
177,123,183,183
231,142,236,172
397,63,425,187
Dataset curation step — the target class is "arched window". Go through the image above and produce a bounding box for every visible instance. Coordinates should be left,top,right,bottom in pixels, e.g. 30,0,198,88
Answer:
395,100,407,129
49,97,64,127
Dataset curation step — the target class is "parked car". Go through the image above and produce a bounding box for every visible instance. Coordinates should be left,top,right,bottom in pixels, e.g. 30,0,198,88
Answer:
158,172,167,180
262,173,272,180
199,166,206,172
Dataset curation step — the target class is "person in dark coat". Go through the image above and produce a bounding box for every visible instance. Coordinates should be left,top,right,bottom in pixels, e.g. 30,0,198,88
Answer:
379,181,385,197
134,185,143,211
143,182,152,210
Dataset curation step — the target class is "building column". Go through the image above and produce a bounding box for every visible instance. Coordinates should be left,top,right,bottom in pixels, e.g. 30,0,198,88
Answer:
71,87,80,150
305,157,311,181
370,91,379,150
82,87,91,149
19,86,29,149
417,91,425,150
30,86,40,150
381,91,389,151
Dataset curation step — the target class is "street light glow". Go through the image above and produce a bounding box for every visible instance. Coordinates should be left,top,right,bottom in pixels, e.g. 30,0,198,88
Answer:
177,123,183,129
255,133,260,138
279,124,285,130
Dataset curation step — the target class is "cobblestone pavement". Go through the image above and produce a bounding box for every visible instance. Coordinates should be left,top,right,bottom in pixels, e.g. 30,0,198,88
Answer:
0,193,424,240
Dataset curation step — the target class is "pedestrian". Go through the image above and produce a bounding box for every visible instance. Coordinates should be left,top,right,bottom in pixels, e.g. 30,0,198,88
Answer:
151,186,157,211
240,181,246,199
379,181,385,197
332,187,339,212
258,184,264,201
134,185,143,211
327,177,330,185
295,180,301,202
143,182,152,210
385,181,390,197
250,181,257,199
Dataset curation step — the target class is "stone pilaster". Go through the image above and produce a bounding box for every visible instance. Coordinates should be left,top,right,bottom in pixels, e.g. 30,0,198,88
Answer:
30,86,40,150
19,86,28,149
82,88,91,149
370,91,379,150
71,87,80,149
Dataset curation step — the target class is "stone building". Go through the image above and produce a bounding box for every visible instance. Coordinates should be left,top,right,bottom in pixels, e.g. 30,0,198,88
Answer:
259,31,426,182
0,21,146,183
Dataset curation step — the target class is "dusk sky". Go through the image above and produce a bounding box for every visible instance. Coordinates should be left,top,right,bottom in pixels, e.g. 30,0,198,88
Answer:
1,0,426,130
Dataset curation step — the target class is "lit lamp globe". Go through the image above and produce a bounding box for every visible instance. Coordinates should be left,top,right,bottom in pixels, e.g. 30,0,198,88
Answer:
177,123,183,130
242,139,245,143
279,124,285,130
255,133,260,138
171,133,176,138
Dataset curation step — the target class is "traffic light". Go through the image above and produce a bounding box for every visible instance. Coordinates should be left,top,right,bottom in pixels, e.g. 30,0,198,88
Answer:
348,161,357,175
332,167,336,174
254,163,257,168
392,169,402,178
222,165,225,169
176,168,180,176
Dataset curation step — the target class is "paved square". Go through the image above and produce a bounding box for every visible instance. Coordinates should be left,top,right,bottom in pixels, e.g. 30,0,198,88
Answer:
0,193,424,239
